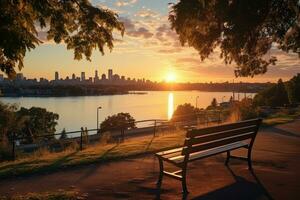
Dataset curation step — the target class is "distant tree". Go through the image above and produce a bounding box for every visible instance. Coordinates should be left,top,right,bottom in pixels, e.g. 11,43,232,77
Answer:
172,103,198,122
169,0,299,77
0,102,18,145
286,73,300,105
272,79,289,107
17,107,59,140
59,128,68,140
211,98,218,108
0,0,124,78
253,78,289,107
100,113,136,132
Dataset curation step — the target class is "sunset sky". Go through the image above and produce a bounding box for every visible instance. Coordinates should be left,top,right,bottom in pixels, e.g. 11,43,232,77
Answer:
18,0,300,83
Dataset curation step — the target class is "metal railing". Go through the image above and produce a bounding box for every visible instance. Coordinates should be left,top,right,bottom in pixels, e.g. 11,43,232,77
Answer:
6,109,229,161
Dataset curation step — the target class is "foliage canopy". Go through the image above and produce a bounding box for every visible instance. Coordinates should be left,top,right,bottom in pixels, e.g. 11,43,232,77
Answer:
169,0,300,77
100,112,136,132
0,0,124,78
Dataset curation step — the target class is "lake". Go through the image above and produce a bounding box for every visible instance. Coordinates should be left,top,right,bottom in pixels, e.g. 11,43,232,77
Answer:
0,91,254,133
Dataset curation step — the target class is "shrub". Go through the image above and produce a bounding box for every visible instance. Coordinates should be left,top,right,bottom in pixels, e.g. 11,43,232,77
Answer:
171,103,198,122
100,113,136,132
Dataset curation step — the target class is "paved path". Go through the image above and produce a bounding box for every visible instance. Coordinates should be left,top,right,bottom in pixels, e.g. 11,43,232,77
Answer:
1,120,300,200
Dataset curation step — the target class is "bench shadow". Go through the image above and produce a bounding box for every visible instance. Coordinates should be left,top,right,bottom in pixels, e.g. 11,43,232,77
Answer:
268,127,300,138
154,166,274,200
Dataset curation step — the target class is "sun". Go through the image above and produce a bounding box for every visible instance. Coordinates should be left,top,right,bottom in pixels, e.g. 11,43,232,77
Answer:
166,72,176,83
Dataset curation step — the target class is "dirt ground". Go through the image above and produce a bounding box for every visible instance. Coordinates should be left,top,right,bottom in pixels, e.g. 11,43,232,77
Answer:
0,119,300,200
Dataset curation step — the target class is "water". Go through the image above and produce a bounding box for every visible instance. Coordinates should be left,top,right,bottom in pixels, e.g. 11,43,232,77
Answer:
0,91,253,132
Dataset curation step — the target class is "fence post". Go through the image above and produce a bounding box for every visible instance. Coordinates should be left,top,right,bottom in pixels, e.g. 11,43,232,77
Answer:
12,132,16,161
80,127,83,151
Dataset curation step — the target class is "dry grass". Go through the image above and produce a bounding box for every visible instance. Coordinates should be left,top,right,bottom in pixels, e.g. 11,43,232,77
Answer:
0,130,185,178
0,190,83,200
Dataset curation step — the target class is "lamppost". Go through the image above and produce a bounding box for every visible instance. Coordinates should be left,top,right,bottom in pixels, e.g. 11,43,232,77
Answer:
97,106,102,131
196,96,199,108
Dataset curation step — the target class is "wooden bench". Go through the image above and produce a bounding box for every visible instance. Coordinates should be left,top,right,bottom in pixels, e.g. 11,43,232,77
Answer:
155,118,262,194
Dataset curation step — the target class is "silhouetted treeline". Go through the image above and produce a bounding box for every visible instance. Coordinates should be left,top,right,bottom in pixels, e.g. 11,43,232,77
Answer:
0,82,274,97
0,85,129,97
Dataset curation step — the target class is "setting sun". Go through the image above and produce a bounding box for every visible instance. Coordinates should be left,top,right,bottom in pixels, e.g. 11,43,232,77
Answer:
166,72,176,83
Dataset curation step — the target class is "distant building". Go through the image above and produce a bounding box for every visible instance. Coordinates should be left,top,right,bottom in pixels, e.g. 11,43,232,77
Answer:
72,73,76,80
81,72,85,81
108,69,113,80
101,73,106,80
94,70,99,82
16,73,24,80
55,71,59,81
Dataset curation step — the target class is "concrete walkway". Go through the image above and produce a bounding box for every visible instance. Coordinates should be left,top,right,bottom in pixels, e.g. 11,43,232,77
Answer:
1,120,300,200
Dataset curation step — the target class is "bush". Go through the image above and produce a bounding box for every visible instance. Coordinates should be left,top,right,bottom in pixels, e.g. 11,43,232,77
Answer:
171,103,198,122
231,98,258,121
100,112,136,132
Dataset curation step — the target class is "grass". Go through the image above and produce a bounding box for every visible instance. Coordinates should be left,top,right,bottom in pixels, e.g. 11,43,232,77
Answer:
1,107,299,179
0,190,83,200
262,107,300,127
0,130,185,179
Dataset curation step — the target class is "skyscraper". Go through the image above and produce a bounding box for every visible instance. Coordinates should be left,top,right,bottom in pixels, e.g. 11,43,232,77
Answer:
108,69,113,80
94,70,99,83
72,73,76,80
81,72,85,81
55,71,59,81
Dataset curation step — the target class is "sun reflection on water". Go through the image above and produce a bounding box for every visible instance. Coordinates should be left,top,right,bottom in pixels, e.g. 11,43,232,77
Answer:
168,92,174,120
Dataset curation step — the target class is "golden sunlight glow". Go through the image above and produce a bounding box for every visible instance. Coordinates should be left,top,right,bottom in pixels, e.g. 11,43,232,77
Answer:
168,92,174,120
166,72,176,83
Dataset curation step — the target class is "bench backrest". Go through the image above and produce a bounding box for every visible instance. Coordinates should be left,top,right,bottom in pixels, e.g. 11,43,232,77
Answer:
181,118,262,155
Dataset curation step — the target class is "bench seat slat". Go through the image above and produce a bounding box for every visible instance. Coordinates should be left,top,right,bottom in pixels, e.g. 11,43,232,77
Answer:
187,118,261,138
183,132,253,154
156,147,183,156
171,141,247,164
185,125,257,145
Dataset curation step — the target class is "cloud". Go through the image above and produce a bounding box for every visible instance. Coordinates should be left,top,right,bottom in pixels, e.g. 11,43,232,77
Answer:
115,0,137,7
127,27,154,38
119,17,154,39
119,17,135,30
158,48,183,54
135,8,158,18
176,57,200,64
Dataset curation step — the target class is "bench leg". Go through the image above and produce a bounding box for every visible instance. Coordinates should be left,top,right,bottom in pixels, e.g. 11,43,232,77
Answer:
157,157,164,188
225,151,230,165
181,167,189,194
247,148,253,171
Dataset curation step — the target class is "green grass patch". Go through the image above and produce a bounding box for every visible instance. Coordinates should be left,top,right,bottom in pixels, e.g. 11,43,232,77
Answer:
0,131,185,179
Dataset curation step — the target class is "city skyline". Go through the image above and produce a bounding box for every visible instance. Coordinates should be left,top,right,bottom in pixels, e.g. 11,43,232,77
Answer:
3,0,300,83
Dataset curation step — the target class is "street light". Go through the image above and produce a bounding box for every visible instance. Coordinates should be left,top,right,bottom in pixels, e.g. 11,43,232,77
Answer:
97,106,102,131
196,96,199,108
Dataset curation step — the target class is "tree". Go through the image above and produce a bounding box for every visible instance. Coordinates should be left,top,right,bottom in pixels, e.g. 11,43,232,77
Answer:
0,0,124,78
253,78,289,107
286,73,300,104
171,103,198,122
169,0,299,77
211,98,218,108
60,128,68,140
16,107,59,140
100,113,136,132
